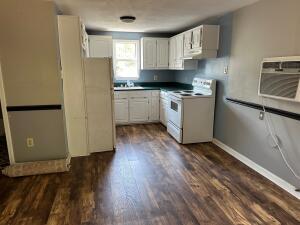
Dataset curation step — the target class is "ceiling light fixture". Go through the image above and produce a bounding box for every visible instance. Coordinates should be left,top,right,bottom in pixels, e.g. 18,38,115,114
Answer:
120,16,136,23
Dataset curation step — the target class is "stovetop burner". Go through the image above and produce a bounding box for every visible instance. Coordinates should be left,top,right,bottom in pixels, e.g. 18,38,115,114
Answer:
183,90,194,93
194,93,203,96
180,93,192,96
173,91,182,93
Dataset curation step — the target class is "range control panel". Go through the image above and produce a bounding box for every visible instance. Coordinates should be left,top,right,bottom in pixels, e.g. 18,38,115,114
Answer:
192,78,213,89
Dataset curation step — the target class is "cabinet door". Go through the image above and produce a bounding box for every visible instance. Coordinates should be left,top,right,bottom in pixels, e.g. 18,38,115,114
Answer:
183,31,192,57
150,97,159,121
169,37,176,69
160,99,166,125
192,26,202,49
160,98,168,126
89,35,112,57
129,98,149,122
142,39,157,69
156,39,169,69
175,34,184,69
114,99,129,124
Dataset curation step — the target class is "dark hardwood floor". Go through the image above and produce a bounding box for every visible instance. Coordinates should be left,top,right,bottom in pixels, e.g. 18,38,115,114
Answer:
0,124,299,225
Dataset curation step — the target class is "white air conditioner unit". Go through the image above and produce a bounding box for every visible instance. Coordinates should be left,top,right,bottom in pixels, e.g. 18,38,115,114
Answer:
258,56,300,102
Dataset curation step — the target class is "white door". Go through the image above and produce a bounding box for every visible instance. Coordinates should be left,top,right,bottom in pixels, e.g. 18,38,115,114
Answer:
114,99,129,124
89,35,112,57
129,98,149,122
150,97,159,121
142,38,157,69
156,39,169,69
84,58,114,153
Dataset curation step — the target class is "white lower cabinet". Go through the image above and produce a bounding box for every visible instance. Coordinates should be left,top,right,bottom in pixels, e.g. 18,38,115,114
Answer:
114,99,129,124
160,98,168,126
159,91,169,126
114,90,160,124
129,98,149,122
150,97,159,121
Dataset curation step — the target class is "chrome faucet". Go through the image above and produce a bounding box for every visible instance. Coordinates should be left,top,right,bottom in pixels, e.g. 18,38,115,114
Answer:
126,80,134,87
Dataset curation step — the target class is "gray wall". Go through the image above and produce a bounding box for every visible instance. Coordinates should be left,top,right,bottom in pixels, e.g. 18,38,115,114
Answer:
87,30,177,83
9,110,67,163
227,0,300,114
175,7,300,188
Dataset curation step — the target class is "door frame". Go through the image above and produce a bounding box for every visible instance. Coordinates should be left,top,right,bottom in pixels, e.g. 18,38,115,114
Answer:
0,64,15,164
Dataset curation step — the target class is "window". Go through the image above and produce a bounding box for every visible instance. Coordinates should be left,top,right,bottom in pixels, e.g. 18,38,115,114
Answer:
113,39,140,80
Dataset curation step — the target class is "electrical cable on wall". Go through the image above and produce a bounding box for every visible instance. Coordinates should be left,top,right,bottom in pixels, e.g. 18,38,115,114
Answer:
261,97,300,188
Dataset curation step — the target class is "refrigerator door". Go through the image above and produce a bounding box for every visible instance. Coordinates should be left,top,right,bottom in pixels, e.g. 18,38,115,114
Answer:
84,58,115,153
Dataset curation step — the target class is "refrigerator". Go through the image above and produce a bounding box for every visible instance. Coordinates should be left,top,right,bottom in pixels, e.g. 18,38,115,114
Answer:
83,58,115,154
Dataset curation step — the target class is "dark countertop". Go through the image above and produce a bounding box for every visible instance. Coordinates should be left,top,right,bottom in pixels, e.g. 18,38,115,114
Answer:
114,82,192,92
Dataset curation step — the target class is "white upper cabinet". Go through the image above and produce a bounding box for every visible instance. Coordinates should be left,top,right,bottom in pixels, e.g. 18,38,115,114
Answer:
141,38,169,70
183,25,220,59
183,31,193,57
141,38,157,69
89,35,112,57
169,37,176,69
169,34,198,70
156,39,169,69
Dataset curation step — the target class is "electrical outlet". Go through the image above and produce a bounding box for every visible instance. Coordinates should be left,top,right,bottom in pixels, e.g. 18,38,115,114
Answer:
259,111,264,120
26,138,34,148
224,66,229,74
154,75,158,81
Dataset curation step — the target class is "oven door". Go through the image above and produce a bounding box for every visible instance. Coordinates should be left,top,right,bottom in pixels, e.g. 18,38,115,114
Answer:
168,96,182,128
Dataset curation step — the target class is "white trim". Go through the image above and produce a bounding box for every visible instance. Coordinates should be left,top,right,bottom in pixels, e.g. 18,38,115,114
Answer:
0,64,15,164
112,39,140,81
212,138,300,200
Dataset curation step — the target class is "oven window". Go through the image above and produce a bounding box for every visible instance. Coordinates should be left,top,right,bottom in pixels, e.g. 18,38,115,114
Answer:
171,101,178,112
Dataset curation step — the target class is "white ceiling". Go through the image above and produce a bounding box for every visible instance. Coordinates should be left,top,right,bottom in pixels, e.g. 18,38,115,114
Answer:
54,0,259,33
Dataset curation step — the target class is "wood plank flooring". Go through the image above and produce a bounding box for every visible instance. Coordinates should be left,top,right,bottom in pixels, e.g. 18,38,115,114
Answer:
0,124,299,225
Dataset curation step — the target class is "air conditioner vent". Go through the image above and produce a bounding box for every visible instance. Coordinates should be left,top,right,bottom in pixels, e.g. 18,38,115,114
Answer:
260,73,300,99
282,61,300,69
263,62,280,69
259,57,300,102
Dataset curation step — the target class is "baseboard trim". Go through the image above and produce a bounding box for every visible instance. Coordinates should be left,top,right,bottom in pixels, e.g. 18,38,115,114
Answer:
212,138,300,199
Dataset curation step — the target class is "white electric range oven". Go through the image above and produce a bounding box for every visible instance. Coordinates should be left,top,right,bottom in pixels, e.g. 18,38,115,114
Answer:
167,78,216,144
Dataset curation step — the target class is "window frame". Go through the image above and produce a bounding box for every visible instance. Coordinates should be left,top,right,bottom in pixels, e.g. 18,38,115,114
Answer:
113,39,140,80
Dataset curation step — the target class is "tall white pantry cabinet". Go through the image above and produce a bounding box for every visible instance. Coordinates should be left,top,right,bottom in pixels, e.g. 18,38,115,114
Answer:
58,16,115,157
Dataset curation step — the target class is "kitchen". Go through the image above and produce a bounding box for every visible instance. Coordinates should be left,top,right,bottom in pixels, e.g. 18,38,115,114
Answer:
0,0,300,224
